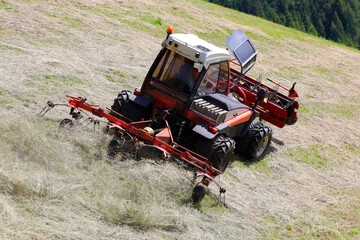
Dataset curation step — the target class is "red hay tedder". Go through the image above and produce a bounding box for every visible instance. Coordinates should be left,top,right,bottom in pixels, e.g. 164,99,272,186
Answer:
41,27,299,203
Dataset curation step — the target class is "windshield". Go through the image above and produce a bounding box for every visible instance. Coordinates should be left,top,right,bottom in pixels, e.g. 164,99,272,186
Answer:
151,49,199,95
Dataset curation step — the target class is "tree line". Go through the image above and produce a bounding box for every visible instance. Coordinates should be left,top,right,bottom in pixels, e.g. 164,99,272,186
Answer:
207,0,360,49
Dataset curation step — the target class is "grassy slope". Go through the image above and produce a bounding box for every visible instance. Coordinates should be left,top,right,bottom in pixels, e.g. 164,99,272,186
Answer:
0,0,359,239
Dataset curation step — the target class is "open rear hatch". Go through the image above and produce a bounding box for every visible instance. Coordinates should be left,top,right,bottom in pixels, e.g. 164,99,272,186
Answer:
226,29,257,76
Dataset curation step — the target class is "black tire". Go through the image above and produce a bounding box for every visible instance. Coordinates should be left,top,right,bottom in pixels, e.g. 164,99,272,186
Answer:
285,114,298,125
110,90,131,118
107,139,121,157
280,101,298,126
243,120,273,161
59,118,74,129
191,185,206,203
284,103,298,125
194,135,235,174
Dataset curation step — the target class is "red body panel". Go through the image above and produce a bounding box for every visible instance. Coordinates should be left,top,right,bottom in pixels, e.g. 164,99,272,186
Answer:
229,61,299,128
225,109,252,127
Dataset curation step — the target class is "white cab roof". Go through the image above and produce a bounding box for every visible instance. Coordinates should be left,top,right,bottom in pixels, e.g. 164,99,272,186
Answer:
163,33,231,69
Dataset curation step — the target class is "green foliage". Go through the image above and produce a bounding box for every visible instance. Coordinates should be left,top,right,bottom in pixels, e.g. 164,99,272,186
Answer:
206,0,360,49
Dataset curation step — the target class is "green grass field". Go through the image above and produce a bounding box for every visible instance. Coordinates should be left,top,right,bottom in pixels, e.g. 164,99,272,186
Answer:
0,0,359,239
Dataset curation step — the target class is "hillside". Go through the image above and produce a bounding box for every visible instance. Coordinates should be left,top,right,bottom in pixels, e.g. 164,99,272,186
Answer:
207,0,360,49
1,0,359,239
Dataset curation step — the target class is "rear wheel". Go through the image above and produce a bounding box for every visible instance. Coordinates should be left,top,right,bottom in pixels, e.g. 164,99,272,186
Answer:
242,120,273,161
285,114,298,125
284,103,298,125
278,100,298,126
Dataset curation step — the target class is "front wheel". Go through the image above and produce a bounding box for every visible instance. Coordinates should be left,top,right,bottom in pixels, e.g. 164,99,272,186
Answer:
194,135,235,174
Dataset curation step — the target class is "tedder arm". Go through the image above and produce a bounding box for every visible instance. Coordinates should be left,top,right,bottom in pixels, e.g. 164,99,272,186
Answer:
41,96,226,198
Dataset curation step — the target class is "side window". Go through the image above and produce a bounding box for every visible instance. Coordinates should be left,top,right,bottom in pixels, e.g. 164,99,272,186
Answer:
196,63,219,97
151,49,197,95
217,61,229,94
196,61,229,97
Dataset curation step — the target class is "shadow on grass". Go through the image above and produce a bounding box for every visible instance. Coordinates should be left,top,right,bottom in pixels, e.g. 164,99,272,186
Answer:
232,141,278,167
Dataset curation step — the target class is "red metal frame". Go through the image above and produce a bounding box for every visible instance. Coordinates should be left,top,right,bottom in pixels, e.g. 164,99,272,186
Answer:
59,96,224,188
229,60,299,128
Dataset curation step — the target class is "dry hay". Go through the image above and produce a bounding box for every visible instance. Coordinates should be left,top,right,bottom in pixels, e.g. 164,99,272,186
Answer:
0,0,359,239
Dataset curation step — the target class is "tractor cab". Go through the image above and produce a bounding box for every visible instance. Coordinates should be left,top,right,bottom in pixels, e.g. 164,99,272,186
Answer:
139,28,258,127
143,31,232,100
141,28,257,107
112,27,262,142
